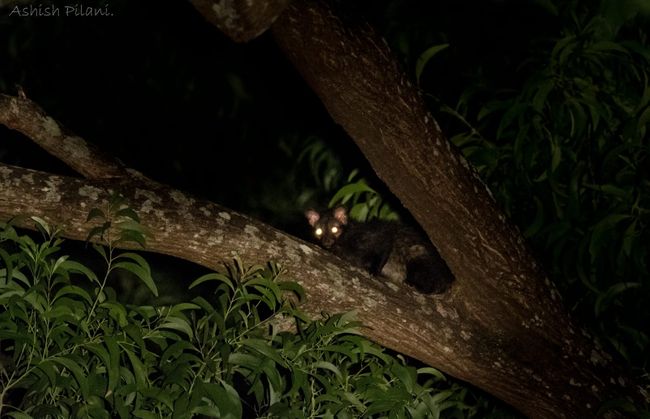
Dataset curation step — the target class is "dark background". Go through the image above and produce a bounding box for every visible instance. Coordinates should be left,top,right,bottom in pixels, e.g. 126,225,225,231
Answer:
0,0,553,233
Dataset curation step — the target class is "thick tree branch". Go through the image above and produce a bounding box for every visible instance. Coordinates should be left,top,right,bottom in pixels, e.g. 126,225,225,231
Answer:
0,93,126,180
0,162,471,380
190,0,291,42
271,0,646,416
0,88,458,374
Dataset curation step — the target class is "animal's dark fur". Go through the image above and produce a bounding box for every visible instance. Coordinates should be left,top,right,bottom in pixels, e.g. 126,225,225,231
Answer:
305,207,454,294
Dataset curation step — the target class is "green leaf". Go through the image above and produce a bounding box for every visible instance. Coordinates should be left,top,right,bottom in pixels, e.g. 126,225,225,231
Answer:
350,203,370,221
228,352,262,371
523,197,545,238
116,229,147,248
160,317,195,339
86,208,106,222
101,301,129,327
85,342,111,386
30,216,52,237
75,399,111,419
431,389,455,404
171,395,191,419
242,338,285,366
7,270,30,289
114,219,149,235
191,296,216,313
552,35,577,65
5,412,36,419
550,141,562,172
391,363,416,393
0,247,14,283
115,207,140,222
51,356,89,399
134,410,160,419
160,340,196,365
497,103,526,140
417,367,446,381
595,282,641,317
23,291,47,313
277,281,305,303
122,347,147,391
189,272,234,290
168,302,201,316
532,78,554,112
415,43,449,84
198,382,242,419
591,183,629,198
54,285,93,305
589,214,632,260
87,221,112,242
35,359,59,387
92,243,108,260
61,260,99,284
108,193,127,212
104,335,121,396
588,40,629,54
113,261,158,297
124,324,147,351
638,105,650,131
114,253,151,274
329,181,376,207
312,361,343,381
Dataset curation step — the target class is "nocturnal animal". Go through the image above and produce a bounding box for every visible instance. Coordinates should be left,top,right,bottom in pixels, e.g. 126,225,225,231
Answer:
305,207,454,294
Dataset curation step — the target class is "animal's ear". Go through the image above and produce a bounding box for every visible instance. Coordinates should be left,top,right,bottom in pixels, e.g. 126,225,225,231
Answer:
305,209,320,226
333,206,348,224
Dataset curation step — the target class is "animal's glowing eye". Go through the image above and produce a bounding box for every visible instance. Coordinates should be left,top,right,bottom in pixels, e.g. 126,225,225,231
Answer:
331,226,339,233
315,228,323,236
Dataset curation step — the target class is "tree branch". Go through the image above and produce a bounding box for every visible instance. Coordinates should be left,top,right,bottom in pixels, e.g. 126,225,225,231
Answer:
0,162,468,380
0,92,126,180
189,0,292,42
4,156,527,412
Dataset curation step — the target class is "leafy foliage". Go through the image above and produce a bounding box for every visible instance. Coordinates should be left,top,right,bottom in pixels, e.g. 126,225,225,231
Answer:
0,206,500,417
295,137,400,223
297,136,346,197
328,170,399,222
428,5,650,369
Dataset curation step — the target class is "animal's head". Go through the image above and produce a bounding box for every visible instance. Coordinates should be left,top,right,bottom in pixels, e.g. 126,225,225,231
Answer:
305,206,348,248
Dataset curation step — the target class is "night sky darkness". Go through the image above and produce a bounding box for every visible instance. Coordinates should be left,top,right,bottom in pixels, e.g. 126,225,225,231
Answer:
1,0,325,218
0,0,553,230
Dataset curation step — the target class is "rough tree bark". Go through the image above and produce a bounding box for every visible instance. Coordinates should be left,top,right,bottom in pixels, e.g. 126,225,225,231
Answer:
0,1,647,417
189,0,291,42
189,0,645,417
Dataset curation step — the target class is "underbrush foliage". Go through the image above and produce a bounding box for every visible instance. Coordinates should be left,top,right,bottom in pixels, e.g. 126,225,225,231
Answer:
0,202,484,418
418,7,649,369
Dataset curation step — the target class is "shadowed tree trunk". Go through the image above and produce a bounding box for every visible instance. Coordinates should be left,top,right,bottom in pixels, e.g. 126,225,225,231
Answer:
190,0,291,42
0,1,648,417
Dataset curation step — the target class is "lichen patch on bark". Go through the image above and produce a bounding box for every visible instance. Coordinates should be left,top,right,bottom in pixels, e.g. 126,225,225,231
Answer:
78,185,104,201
